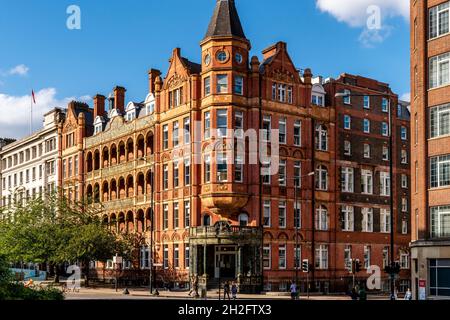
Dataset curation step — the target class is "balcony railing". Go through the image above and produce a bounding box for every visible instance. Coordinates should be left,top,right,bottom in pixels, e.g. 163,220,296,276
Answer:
189,225,261,240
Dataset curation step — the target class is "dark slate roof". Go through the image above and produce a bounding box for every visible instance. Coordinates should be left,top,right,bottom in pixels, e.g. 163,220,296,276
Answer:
204,0,246,40
181,58,202,74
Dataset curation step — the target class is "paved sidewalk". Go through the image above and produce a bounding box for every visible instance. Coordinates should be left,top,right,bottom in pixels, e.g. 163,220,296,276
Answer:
64,287,389,300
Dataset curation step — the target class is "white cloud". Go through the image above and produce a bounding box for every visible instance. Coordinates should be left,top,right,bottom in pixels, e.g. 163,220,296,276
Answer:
8,64,30,76
316,0,409,46
0,88,87,139
316,0,409,27
400,92,411,102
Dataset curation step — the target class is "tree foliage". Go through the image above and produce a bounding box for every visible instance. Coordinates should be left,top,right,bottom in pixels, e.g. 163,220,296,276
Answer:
0,193,134,278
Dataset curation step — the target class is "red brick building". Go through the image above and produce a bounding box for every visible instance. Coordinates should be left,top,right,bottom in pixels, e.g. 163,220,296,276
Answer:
58,0,411,293
410,0,450,300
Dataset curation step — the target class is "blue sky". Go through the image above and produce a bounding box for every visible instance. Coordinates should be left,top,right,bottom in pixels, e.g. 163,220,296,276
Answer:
0,0,410,138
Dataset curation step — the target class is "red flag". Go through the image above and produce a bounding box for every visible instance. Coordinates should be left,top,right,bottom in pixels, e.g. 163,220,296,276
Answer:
32,90,36,104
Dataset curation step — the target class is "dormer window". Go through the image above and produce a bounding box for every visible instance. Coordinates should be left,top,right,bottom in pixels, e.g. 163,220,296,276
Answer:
93,116,104,135
126,110,136,121
125,102,137,121
312,83,326,107
144,93,156,115
94,123,103,135
146,102,155,115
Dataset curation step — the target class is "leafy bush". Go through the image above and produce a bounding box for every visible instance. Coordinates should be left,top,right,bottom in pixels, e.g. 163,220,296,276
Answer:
0,255,64,300
0,283,64,300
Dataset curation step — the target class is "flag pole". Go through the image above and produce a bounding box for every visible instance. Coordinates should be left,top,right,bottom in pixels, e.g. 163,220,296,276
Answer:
30,89,33,135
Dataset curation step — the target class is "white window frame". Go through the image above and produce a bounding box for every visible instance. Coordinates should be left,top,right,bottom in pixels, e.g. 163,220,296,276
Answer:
362,208,374,232
363,119,371,133
342,206,354,232
279,201,286,228
429,2,450,39
380,209,391,233
279,117,286,144
361,170,373,195
344,115,351,130
341,167,354,193
294,120,301,146
380,172,391,196
263,200,271,227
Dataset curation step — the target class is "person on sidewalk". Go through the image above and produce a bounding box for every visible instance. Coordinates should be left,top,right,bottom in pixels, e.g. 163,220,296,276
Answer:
290,281,297,300
404,288,412,300
223,281,231,300
231,281,238,300
358,286,367,301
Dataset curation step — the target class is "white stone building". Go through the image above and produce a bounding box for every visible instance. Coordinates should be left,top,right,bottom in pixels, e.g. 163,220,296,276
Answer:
0,108,64,210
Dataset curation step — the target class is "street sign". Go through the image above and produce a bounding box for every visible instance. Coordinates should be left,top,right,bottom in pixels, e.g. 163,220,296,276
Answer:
153,263,163,267
419,279,426,300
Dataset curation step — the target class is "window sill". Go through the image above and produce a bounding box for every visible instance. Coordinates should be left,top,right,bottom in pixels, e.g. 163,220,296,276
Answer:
428,33,450,43
428,83,450,92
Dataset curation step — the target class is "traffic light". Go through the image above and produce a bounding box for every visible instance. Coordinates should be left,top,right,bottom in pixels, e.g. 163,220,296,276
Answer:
355,259,361,273
302,259,309,273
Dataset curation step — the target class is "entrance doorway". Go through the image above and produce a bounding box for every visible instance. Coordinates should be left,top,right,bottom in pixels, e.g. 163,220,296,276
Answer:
214,246,237,279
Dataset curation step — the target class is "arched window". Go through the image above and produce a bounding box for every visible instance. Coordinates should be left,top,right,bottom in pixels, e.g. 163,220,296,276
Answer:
203,214,211,227
316,165,328,191
315,125,328,151
315,205,329,231
238,213,249,227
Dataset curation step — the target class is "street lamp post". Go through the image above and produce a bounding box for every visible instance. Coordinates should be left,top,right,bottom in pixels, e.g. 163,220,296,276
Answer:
335,92,398,300
280,171,314,294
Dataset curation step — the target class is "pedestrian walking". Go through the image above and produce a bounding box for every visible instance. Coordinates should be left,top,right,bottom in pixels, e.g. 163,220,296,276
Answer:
350,287,359,300
358,286,367,301
404,288,412,300
290,281,297,300
223,281,231,300
231,281,238,300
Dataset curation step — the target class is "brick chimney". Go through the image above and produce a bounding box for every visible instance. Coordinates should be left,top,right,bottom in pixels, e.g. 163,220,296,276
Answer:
113,86,126,113
148,69,162,94
93,94,106,118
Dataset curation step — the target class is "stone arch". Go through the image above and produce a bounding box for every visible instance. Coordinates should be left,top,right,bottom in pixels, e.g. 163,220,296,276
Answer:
110,179,117,201
118,212,126,233
145,208,152,230
86,152,93,173
136,134,145,160
137,172,145,196
118,141,126,163
126,175,134,198
110,144,118,165
263,232,274,241
127,137,134,161
110,213,117,230
93,183,100,203
94,149,100,171
136,209,145,233
102,180,109,202
279,147,288,157
118,177,126,199
126,211,134,233
278,232,289,241
86,184,93,202
293,150,303,159
102,146,110,168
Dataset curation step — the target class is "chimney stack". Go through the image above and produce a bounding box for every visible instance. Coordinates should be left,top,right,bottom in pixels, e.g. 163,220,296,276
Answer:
148,69,162,94
113,86,126,113
93,94,106,118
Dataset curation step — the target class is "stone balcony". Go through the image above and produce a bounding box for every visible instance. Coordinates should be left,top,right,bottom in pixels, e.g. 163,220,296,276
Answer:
189,225,262,245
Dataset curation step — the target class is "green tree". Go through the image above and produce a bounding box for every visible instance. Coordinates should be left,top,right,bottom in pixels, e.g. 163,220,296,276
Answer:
0,193,135,286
